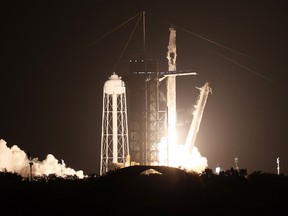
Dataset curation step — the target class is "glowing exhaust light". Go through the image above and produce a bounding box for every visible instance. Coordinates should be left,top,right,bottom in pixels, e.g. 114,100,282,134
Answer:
158,137,168,165
177,145,208,173
156,82,210,173
215,165,221,174
157,135,208,174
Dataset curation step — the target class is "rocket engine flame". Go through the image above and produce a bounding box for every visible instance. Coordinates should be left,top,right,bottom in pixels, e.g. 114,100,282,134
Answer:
158,82,211,173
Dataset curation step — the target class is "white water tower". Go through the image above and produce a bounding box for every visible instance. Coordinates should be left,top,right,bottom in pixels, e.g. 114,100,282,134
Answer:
100,72,130,175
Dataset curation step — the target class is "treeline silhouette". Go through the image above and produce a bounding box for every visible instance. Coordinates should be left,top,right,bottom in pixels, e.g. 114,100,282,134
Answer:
1,166,287,215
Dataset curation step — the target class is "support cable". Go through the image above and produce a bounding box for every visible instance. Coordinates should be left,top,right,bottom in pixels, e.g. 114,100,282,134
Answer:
175,25,265,65
53,12,142,69
113,12,143,71
215,51,288,91
153,15,287,91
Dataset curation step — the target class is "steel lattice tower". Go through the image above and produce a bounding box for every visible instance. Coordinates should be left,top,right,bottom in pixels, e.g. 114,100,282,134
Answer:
125,59,167,166
100,73,130,175
145,71,167,165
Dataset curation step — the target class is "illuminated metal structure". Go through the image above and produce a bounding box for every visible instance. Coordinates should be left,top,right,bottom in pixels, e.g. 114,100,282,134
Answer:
124,14,198,166
145,66,167,165
127,24,199,166
126,59,166,166
125,12,167,166
100,73,130,175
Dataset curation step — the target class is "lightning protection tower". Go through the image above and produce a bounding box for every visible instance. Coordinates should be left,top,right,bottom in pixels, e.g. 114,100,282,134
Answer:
100,72,130,175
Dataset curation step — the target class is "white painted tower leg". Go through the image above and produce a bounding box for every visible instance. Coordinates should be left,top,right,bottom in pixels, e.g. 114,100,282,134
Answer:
100,73,129,175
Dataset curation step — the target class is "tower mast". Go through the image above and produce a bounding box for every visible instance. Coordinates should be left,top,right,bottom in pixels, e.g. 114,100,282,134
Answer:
143,11,146,59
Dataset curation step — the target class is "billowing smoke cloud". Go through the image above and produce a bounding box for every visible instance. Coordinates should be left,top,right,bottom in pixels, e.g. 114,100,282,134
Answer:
0,139,84,179
177,145,208,173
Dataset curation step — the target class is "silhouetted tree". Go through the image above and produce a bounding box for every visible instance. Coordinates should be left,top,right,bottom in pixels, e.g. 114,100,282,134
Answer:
0,171,23,183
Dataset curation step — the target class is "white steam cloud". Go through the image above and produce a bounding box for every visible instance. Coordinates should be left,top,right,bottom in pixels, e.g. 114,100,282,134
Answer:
0,139,84,179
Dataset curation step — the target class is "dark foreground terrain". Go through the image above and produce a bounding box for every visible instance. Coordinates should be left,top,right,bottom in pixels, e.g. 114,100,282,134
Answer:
1,166,287,215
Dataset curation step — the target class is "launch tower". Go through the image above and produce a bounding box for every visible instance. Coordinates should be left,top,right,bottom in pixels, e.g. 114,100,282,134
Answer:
125,59,167,166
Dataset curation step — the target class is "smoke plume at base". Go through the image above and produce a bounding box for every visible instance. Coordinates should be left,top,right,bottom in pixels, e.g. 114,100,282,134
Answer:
0,139,84,179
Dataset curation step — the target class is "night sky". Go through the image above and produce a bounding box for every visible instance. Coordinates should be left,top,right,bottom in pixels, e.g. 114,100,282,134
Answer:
2,0,288,175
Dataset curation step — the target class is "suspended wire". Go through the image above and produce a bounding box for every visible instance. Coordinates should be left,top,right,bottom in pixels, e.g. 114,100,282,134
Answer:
52,12,142,69
215,51,288,91
178,25,288,91
113,12,143,72
153,15,265,65
175,24,265,66
11,12,143,97
153,16,287,91
45,12,286,91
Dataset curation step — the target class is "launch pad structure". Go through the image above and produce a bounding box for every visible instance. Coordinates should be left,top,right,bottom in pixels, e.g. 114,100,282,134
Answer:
126,59,167,166
123,26,197,168
100,12,210,175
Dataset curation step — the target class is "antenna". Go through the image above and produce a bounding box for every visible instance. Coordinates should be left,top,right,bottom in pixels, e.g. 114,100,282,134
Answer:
143,11,146,59
27,152,33,182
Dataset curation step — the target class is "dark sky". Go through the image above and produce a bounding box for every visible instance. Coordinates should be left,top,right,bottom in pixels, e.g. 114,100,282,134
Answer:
2,0,288,175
